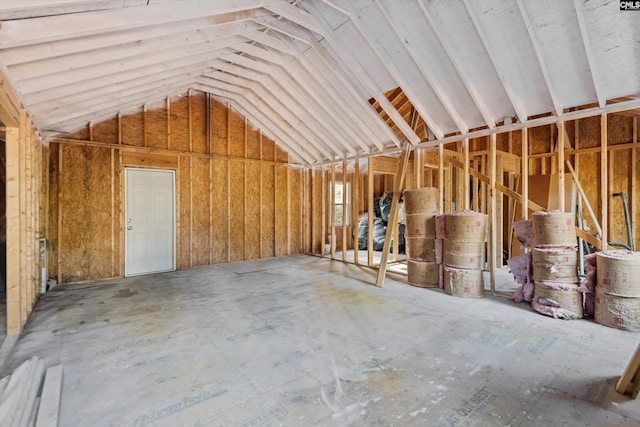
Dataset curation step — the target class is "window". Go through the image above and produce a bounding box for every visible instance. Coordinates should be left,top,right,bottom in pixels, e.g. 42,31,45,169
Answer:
332,182,349,226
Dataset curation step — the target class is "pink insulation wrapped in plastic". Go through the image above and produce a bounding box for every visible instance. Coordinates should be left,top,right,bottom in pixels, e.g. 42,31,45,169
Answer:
435,214,446,239
579,253,597,317
509,252,533,303
512,219,534,249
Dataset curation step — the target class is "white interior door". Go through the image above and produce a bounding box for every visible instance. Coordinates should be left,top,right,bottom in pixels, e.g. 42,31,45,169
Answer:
125,168,175,276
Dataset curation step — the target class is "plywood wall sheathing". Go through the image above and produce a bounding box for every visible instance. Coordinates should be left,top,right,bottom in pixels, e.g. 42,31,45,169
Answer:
47,91,306,282
5,109,46,334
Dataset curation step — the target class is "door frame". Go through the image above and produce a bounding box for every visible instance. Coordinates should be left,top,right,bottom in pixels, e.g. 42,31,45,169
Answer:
124,167,176,277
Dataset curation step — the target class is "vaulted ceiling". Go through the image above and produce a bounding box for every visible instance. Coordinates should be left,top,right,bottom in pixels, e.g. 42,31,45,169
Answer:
1,0,639,165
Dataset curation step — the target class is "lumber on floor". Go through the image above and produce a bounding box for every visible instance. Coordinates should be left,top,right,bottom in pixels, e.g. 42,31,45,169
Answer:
0,356,63,427
617,343,640,399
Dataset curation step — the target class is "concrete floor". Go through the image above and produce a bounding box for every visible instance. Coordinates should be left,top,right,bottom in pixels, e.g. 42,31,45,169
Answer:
2,255,640,426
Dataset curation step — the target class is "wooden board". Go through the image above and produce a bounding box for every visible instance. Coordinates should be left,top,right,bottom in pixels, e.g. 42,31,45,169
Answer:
169,95,190,152
190,157,211,267
211,159,228,263
290,168,302,254
274,165,288,256
245,162,261,260
58,145,112,282
144,99,168,150
210,98,228,157
261,165,276,257
120,108,144,146
246,123,261,160
92,116,118,144
121,151,178,169
178,156,190,269
190,91,208,155
229,162,245,262
228,108,245,159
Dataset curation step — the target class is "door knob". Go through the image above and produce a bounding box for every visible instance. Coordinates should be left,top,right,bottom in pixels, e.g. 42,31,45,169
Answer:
127,226,133,230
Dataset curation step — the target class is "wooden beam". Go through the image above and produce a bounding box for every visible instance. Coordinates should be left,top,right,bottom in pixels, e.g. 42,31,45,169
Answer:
616,344,640,398
522,128,529,219
566,161,603,238
438,144,444,214
463,138,470,210
573,0,606,108
489,133,497,293
367,159,374,266
0,63,21,126
633,116,638,250
601,113,608,247
342,161,348,262
376,145,412,287
6,125,21,334
496,154,504,267
330,163,336,259
354,159,360,266
321,166,326,256
558,121,565,211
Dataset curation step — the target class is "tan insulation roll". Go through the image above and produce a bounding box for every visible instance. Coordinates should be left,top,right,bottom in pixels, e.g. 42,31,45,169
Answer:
443,266,484,298
531,247,579,283
406,237,436,262
596,250,640,297
444,210,487,242
405,213,436,238
594,287,640,332
442,239,483,269
407,260,440,288
532,281,583,320
403,187,439,214
531,211,576,247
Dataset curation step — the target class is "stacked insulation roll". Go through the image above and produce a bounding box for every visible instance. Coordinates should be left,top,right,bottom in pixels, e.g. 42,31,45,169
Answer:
443,210,487,298
530,211,582,319
404,187,439,288
594,250,640,332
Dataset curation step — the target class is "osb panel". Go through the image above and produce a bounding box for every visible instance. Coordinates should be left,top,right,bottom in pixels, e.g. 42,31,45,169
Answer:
245,163,261,260
113,153,121,277
145,100,168,150
228,108,245,159
608,114,633,145
262,136,275,162
210,98,228,157
496,133,509,152
290,168,302,254
578,116,601,148
246,124,261,160
309,169,322,253
529,125,551,155
576,152,600,233
169,95,190,152
274,165,288,256
92,116,118,144
67,125,89,141
191,157,211,267
59,145,112,282
511,130,523,156
262,165,275,257
229,163,245,262
304,170,313,253
48,144,59,280
276,144,289,163
178,157,190,270
120,108,144,147
609,150,632,246
565,121,576,150
190,91,208,154
211,159,229,263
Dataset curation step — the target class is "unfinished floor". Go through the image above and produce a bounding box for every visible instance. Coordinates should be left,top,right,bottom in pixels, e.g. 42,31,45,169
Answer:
1,255,639,426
